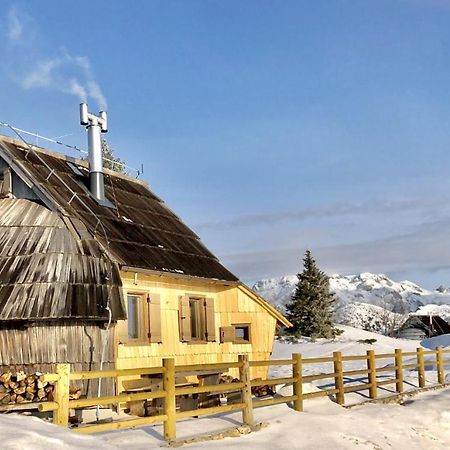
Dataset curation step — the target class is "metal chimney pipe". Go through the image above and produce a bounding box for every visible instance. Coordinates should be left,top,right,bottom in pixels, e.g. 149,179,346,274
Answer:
79,103,108,201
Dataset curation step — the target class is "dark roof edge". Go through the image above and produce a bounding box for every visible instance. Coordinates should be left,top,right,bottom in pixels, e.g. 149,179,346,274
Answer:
0,134,151,189
120,265,239,285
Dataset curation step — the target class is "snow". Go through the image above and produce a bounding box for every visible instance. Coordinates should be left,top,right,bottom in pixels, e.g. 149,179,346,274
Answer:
253,272,450,333
180,390,450,449
253,272,450,313
416,304,450,322
337,302,406,334
421,333,450,349
3,326,450,449
0,413,117,450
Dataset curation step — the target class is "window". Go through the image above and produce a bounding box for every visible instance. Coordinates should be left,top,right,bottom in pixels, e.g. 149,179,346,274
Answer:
127,295,141,339
66,161,84,176
117,293,162,344
220,324,252,344
189,298,206,340
179,296,216,343
233,324,251,343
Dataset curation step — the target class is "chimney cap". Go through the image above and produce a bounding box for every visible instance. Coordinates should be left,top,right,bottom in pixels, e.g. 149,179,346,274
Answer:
99,111,108,133
79,103,108,132
80,103,89,126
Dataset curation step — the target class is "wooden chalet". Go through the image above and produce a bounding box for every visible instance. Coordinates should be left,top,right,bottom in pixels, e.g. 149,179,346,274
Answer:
396,315,450,340
0,133,290,397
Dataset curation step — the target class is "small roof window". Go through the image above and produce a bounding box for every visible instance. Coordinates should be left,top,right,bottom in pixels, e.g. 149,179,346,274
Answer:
66,161,84,176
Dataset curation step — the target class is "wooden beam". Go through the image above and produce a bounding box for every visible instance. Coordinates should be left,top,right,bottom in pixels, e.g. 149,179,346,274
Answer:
292,353,303,412
163,358,176,442
367,350,377,399
436,346,445,385
395,349,403,393
239,355,254,426
417,348,426,388
53,363,70,426
333,351,345,405
74,414,167,434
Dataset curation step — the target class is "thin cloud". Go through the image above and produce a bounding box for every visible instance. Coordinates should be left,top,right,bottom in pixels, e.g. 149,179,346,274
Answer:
4,6,107,109
196,197,438,230
21,59,60,89
7,6,23,41
222,217,450,284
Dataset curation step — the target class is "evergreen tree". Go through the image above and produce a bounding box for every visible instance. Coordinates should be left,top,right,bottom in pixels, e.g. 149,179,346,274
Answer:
101,138,126,173
286,250,338,338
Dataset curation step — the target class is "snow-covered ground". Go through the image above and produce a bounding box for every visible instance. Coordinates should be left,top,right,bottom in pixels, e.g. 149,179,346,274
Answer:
2,326,450,449
0,413,117,449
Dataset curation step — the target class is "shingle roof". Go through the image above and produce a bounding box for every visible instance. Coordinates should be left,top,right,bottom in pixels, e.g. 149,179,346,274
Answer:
0,136,238,283
0,198,125,320
397,315,450,336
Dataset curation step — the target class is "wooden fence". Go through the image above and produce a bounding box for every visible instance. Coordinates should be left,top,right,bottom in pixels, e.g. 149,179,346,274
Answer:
37,347,450,441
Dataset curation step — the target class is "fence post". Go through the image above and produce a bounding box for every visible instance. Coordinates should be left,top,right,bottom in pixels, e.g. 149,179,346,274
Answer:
395,349,403,393
163,358,176,442
333,351,345,405
53,363,70,426
292,353,303,412
417,348,425,388
436,346,444,385
367,350,377,399
238,354,254,426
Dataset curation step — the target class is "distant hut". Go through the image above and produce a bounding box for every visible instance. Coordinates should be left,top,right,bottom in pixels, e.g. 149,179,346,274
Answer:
396,315,450,340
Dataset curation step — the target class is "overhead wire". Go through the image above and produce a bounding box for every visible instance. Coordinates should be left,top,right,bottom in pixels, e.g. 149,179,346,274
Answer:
0,121,142,177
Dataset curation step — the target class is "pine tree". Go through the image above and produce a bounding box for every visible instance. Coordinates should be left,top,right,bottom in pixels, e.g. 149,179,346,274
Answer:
101,138,126,173
285,250,338,338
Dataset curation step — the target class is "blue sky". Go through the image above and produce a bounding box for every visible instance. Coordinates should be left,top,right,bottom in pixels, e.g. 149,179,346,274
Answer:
2,1,450,287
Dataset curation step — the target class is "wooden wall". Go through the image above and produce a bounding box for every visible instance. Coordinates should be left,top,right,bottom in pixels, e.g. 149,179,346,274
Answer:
0,321,115,396
116,271,277,384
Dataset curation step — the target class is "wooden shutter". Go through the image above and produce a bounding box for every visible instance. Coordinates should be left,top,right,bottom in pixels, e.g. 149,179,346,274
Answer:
116,320,129,344
147,294,162,343
205,297,216,342
179,296,191,342
220,326,235,343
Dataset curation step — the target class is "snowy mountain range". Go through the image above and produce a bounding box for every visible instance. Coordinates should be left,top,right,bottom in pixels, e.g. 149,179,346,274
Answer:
253,273,450,331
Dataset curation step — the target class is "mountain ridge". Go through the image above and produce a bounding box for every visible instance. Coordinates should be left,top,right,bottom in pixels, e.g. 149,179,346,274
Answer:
252,272,450,331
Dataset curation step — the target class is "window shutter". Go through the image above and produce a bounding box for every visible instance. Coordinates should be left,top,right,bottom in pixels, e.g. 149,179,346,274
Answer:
220,326,235,343
147,294,162,343
116,320,129,344
205,297,216,342
179,296,191,342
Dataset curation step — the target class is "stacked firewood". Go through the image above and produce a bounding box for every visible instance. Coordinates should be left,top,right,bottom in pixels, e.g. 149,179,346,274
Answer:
220,375,276,397
0,371,54,404
251,383,276,398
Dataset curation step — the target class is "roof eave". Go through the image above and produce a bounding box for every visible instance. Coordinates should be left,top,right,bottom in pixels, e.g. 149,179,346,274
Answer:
120,265,239,285
237,283,292,328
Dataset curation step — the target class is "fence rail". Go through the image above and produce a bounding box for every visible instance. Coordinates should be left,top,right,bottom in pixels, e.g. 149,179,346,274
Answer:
36,346,450,441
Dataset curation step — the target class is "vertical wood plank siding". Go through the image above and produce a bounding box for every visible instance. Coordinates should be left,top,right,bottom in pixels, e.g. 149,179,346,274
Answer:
116,271,277,384
0,322,115,396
